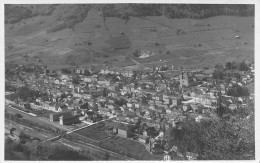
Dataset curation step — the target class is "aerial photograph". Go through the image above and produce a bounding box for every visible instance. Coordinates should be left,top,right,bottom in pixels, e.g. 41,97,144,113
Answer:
4,3,255,160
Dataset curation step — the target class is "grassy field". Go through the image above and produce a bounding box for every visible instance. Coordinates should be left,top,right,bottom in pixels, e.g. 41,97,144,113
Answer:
73,120,163,160
100,137,162,160
75,123,109,141
5,6,254,70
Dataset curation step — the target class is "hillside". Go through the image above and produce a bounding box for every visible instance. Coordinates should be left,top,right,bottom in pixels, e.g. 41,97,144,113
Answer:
5,4,254,70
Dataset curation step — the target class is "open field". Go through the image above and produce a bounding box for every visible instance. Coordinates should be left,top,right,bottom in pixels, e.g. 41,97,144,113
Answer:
5,6,254,70
100,137,163,160
75,123,109,141
72,120,164,160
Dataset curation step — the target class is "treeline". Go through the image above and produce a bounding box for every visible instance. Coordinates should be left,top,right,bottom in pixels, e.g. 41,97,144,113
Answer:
5,4,56,24
97,4,254,19
213,60,251,80
5,4,254,25
225,61,250,71
9,86,41,102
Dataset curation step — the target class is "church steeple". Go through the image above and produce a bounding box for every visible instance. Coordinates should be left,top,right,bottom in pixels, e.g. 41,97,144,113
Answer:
179,66,183,89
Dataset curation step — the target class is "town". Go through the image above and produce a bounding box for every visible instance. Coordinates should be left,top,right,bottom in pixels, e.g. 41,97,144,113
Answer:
5,59,254,160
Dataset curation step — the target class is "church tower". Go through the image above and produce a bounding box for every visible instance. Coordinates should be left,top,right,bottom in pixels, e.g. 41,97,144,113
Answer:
179,66,183,89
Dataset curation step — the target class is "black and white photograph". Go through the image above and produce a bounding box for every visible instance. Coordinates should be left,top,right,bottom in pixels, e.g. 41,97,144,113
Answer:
3,1,257,161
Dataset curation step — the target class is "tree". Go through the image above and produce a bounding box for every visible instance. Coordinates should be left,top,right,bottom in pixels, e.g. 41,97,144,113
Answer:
115,98,127,106
215,64,224,69
238,61,249,71
225,62,232,70
61,68,71,74
213,70,224,79
227,84,249,97
216,104,226,118
231,61,237,70
72,77,80,85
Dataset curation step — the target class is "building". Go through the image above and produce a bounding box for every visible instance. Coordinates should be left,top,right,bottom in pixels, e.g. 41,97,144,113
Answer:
163,154,172,161
180,69,193,88
9,128,23,143
138,135,149,144
59,115,80,125
75,68,85,74
193,94,219,108
50,110,77,122
185,152,199,160
114,123,131,138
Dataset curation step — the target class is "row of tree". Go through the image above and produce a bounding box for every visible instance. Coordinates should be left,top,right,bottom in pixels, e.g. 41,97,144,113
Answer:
98,4,254,19
5,4,57,24
215,61,251,71
212,70,241,80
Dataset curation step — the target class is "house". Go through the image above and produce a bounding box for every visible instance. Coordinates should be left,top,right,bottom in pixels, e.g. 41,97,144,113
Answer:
190,103,204,113
56,104,69,112
75,68,85,74
170,95,182,106
30,102,41,110
108,90,120,98
84,89,102,97
185,152,199,160
123,84,135,93
99,107,111,116
134,103,140,109
127,102,134,108
193,94,219,108
107,97,117,103
59,114,80,125
229,104,238,111
107,103,119,110
9,128,24,143
152,95,163,101
114,123,131,138
50,111,77,122
183,104,192,112
138,135,149,144
163,154,172,161
97,80,110,87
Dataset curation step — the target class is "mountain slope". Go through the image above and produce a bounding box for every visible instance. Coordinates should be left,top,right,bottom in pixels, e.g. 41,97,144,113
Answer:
5,4,254,70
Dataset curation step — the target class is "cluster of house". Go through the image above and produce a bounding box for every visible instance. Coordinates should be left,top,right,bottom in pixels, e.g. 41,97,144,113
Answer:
6,61,254,159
